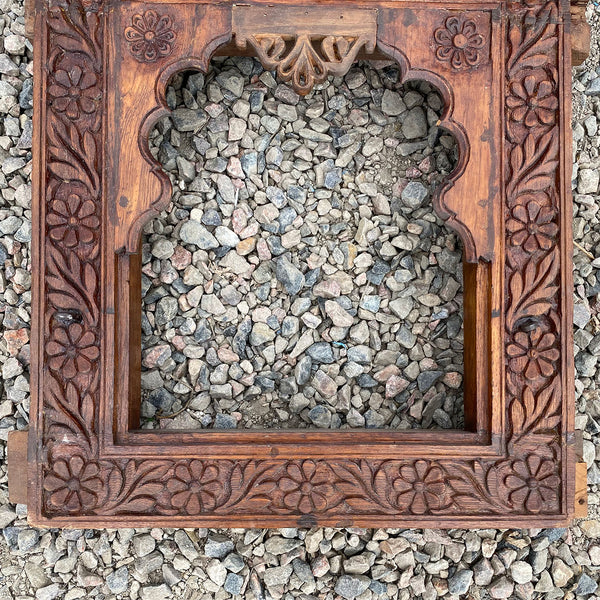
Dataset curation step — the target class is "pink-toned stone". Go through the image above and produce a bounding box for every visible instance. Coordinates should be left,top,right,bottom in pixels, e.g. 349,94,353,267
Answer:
231,208,248,234
418,156,433,173
239,221,259,239
227,157,245,179
170,245,192,270
374,365,401,383
443,372,462,389
312,370,337,397
257,239,271,261
313,280,341,298
218,347,240,364
171,336,187,352
311,555,330,577
143,344,172,368
4,328,28,356
386,375,410,398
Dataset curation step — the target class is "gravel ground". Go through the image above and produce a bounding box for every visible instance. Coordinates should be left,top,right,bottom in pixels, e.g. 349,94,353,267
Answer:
1,0,600,599
140,60,463,431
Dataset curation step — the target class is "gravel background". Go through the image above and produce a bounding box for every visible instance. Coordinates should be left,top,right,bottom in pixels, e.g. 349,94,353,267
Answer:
1,1,600,599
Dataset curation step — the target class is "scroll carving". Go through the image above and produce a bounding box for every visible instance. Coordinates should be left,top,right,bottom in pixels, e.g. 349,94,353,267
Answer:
32,0,570,525
232,5,377,95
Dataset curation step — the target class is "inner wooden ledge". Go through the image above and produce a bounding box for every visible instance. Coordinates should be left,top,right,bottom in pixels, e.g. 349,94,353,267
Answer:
112,68,493,444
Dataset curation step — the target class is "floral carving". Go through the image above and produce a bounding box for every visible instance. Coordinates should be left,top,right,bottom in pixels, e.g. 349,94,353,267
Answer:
507,71,558,127
48,66,99,120
46,323,100,379
275,461,336,514
433,16,485,69
167,461,221,514
124,10,176,63
43,456,103,511
502,455,560,513
507,327,559,380
507,200,558,252
391,460,451,514
47,183,100,247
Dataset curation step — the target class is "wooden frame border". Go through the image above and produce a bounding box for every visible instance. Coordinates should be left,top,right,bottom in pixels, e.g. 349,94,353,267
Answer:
28,0,575,528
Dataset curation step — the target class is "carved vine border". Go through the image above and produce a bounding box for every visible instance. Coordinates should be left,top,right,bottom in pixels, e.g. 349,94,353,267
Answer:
38,0,566,519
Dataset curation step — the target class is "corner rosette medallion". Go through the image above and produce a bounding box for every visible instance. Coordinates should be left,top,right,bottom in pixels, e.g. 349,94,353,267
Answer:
124,10,176,63
434,15,486,70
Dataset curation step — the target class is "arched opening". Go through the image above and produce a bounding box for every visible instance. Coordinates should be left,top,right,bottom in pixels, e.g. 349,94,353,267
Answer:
136,57,465,431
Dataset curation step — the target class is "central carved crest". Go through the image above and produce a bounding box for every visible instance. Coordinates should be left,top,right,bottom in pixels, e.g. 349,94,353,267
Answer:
232,5,377,95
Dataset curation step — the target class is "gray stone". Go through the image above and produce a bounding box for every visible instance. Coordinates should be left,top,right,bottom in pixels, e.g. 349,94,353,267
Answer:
250,322,276,346
578,168,599,194
139,584,171,600
381,89,406,116
347,345,373,364
264,564,293,587
402,106,428,139
367,260,390,285
172,108,208,131
155,296,178,325
575,573,598,596
307,342,334,363
205,534,234,558
417,370,443,392
265,537,303,555
215,226,240,248
17,528,39,552
106,567,129,594
510,561,533,584
295,355,312,385
334,575,371,599
224,572,244,595
401,181,428,209
179,220,219,249
448,570,473,595
308,405,332,427
36,584,61,600
276,257,305,295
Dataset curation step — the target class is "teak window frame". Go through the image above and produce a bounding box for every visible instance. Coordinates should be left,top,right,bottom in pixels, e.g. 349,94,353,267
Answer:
28,0,575,528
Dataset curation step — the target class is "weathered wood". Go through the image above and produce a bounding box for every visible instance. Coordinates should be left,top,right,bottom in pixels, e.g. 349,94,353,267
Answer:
574,462,588,518
7,430,28,505
570,1,591,66
25,0,575,528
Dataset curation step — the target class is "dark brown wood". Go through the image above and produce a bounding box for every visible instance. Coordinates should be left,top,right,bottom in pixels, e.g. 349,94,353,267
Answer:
23,0,575,528
7,430,28,505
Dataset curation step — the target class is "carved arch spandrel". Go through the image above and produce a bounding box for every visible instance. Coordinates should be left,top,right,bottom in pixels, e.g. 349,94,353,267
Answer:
108,3,232,255
110,4,498,266
378,8,498,263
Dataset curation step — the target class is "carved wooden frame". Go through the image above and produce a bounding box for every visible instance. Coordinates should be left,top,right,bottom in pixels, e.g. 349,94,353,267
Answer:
28,0,575,527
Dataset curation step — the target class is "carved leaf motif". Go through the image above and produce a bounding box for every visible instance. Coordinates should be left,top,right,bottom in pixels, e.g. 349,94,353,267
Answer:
510,380,561,437
506,250,559,330
507,2,558,74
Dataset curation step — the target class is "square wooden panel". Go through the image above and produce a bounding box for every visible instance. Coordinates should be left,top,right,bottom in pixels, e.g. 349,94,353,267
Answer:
26,0,575,528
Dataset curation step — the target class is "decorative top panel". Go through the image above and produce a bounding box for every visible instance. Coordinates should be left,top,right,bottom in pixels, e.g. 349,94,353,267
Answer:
232,5,377,95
